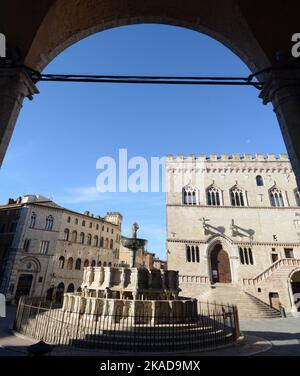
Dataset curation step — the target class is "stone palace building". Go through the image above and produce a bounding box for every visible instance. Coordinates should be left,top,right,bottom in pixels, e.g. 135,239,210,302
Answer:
166,153,300,317
0,195,122,302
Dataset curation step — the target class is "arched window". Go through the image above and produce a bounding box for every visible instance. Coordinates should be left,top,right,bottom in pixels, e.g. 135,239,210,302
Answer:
58,256,65,269
30,212,36,228
64,228,70,241
93,235,98,246
256,175,264,186
104,238,109,248
77,287,82,292
195,246,200,263
45,215,54,230
67,283,74,293
108,262,112,267
75,258,81,270
230,186,246,207
103,261,107,267
71,230,77,242
67,257,73,270
98,261,102,266
80,232,85,244
87,233,92,245
56,282,65,303
295,189,300,206
75,218,78,225
269,186,285,207
239,247,254,265
67,216,71,223
207,186,221,206
186,245,191,262
100,237,104,247
110,239,113,249
91,260,96,267
182,185,199,205
84,259,89,267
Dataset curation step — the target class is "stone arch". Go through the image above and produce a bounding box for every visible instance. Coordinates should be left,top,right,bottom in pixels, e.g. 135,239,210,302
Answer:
206,235,235,284
25,1,271,73
18,256,41,273
288,268,300,314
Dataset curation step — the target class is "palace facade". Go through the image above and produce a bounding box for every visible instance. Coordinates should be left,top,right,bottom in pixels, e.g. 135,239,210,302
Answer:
0,195,122,302
166,154,300,316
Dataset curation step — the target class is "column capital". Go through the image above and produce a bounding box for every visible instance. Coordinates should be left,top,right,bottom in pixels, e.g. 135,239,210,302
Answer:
259,62,300,106
0,59,39,100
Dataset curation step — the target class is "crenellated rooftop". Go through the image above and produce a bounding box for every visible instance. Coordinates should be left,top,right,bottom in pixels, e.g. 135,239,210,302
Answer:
166,153,289,162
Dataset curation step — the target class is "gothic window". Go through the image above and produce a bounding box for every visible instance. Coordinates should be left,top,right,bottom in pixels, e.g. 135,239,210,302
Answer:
75,218,78,225
104,238,109,248
295,189,300,206
87,233,92,245
64,228,70,241
71,230,77,242
39,240,49,254
91,260,96,267
75,258,81,270
230,186,246,207
82,220,85,226
207,186,221,206
182,185,199,205
239,247,254,265
67,216,71,223
45,215,54,230
93,235,98,246
256,175,264,186
29,212,36,228
80,232,85,244
186,245,200,263
110,239,113,249
269,186,285,207
98,261,102,266
58,256,65,269
67,257,73,270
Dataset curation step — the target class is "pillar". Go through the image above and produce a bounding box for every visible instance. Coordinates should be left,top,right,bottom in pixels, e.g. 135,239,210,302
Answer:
259,62,300,188
0,62,39,166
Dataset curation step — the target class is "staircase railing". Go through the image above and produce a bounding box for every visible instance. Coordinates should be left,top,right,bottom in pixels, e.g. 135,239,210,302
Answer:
243,258,300,285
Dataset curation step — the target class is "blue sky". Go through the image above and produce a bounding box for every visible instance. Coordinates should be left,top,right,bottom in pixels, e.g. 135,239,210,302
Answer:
0,24,286,258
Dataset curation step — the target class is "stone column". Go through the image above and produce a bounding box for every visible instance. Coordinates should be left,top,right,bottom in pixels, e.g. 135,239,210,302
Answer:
0,62,39,166
259,64,300,188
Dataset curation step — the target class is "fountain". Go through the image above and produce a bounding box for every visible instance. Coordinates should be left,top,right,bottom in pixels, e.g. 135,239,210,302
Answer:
14,223,240,352
121,222,147,267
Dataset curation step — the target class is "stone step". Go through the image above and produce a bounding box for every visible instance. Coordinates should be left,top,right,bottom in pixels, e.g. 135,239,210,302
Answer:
201,284,281,319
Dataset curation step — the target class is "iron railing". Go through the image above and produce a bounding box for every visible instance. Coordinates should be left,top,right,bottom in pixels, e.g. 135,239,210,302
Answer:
14,297,240,352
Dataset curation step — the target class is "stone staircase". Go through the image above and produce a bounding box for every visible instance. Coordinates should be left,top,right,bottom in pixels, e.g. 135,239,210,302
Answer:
201,283,281,320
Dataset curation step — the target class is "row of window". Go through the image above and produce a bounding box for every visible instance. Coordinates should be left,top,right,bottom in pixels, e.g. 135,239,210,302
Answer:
183,185,299,207
58,256,112,270
67,215,114,233
29,213,116,234
23,239,50,254
30,213,54,230
63,229,115,249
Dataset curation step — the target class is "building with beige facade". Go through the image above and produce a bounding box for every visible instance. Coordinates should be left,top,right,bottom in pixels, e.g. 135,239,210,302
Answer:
166,153,300,317
0,195,122,302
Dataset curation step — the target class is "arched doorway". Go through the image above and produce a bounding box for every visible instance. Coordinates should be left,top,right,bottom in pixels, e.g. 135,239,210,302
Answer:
210,244,232,283
290,271,300,312
15,274,33,302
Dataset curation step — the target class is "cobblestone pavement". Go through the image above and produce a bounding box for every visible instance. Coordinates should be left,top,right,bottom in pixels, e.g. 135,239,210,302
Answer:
1,305,299,356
